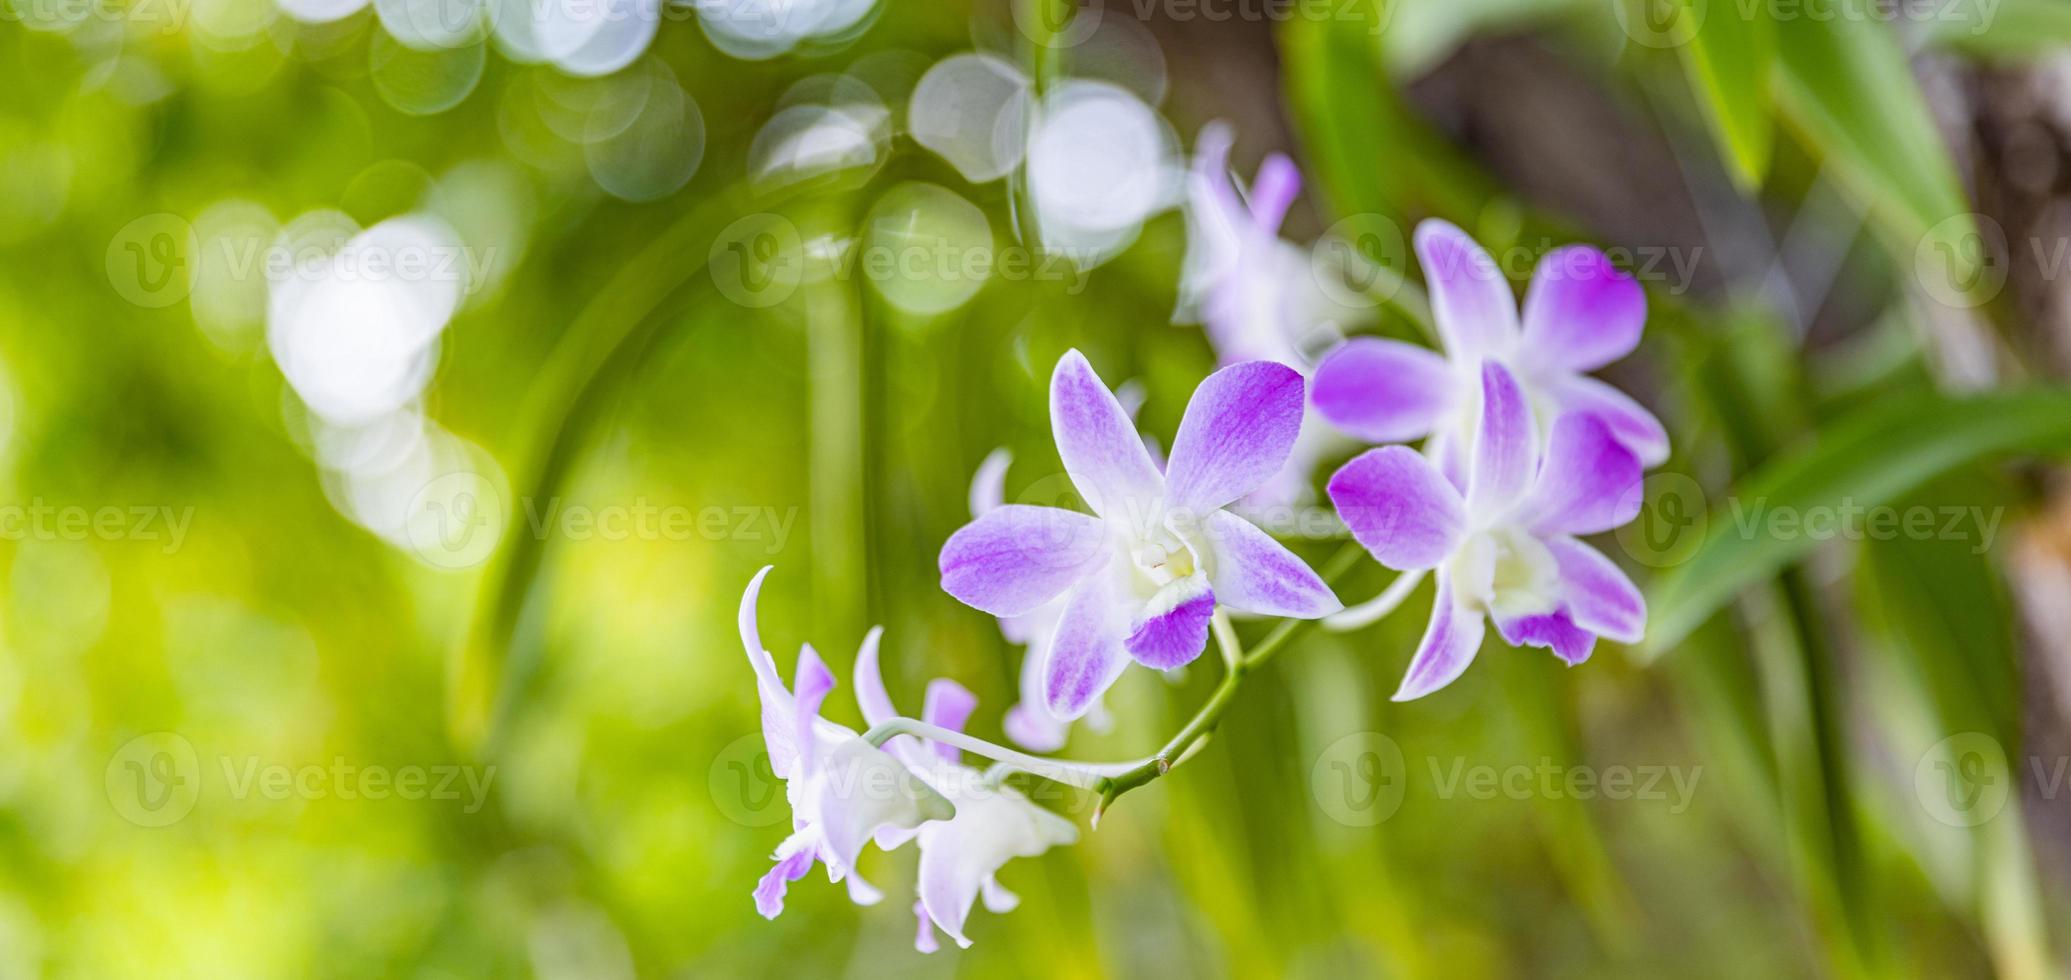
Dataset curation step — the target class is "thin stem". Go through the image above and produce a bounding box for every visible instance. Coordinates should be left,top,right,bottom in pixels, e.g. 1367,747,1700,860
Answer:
1324,569,1426,631
1096,542,1366,812
865,543,1374,818
1210,610,1243,670
863,718,1142,791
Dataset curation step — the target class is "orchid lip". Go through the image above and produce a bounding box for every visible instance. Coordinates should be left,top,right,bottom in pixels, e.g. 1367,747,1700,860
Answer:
1447,526,1560,620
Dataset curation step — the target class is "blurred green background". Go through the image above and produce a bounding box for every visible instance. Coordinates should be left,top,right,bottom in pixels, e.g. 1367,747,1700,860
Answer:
6,0,2071,975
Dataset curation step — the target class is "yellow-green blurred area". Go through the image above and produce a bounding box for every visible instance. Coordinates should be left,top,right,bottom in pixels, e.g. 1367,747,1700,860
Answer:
6,0,2071,975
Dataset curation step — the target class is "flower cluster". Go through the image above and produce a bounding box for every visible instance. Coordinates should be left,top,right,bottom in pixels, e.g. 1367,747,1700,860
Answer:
1313,220,1659,698
739,124,1663,948
940,351,1342,721
741,567,1077,950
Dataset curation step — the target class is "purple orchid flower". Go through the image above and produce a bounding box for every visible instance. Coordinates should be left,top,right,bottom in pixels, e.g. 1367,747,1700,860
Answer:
1176,121,1314,366
967,448,1114,752
1325,361,1648,700
939,350,1343,719
1175,122,1353,508
852,638,1077,952
739,567,954,918
1311,219,1668,478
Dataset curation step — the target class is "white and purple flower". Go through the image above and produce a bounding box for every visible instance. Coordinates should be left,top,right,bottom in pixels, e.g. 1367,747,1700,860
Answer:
1176,121,1317,366
1175,122,1356,507
967,449,1114,752
740,567,954,919
852,636,1078,951
939,350,1343,720
1326,362,1649,700
1311,219,1668,478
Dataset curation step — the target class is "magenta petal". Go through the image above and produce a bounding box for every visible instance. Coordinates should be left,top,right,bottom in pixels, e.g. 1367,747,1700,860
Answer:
754,845,817,919
1394,576,1485,701
1248,153,1301,232
1164,360,1306,515
939,505,1111,618
1547,537,1645,643
1003,704,1066,753
1043,583,1131,720
1468,361,1535,520
1326,446,1466,571
921,679,978,764
1201,510,1341,618
913,899,941,954
1494,608,1596,665
1124,579,1215,669
790,644,836,775
1311,337,1459,444
1548,374,1669,468
1520,246,1645,372
1051,350,1164,521
1521,412,1643,537
1414,220,1518,357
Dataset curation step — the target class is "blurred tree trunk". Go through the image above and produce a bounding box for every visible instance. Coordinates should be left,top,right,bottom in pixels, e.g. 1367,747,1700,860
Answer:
1960,55,2071,886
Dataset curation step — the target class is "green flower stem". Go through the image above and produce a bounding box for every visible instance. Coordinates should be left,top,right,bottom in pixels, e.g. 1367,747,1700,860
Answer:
868,543,1371,817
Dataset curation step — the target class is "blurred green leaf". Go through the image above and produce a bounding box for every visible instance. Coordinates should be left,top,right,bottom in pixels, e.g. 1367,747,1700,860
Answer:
1858,488,2053,980
1772,15,1977,287
1925,0,2071,59
1678,0,1775,189
1381,0,1585,78
456,181,784,751
1645,386,2071,652
1281,1,1498,224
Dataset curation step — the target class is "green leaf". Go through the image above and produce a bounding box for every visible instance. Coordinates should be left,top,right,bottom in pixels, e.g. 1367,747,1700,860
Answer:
1678,0,1775,189
1280,2,1497,223
1772,15,1978,287
1856,492,2052,980
1643,386,2071,654
1380,0,1585,79
452,180,798,751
